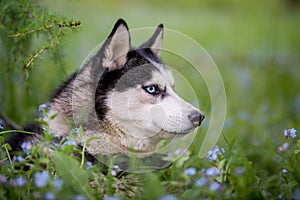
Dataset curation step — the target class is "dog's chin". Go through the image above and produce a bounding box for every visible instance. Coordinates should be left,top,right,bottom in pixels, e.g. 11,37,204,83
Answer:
158,128,196,138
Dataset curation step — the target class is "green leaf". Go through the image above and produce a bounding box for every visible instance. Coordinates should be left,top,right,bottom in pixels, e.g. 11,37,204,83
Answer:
0,136,4,143
49,113,58,120
2,143,12,151
54,152,94,199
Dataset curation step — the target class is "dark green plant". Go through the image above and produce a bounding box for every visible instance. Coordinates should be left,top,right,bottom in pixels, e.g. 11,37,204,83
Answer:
0,0,80,124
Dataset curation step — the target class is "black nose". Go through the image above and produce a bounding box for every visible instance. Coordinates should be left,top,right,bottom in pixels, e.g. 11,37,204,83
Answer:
188,111,205,127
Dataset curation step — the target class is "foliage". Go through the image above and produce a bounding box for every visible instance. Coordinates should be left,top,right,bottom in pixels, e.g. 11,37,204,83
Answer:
0,114,299,199
1,0,300,199
0,0,80,124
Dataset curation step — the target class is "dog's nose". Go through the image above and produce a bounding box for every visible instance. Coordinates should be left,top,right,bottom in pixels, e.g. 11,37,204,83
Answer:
188,111,205,127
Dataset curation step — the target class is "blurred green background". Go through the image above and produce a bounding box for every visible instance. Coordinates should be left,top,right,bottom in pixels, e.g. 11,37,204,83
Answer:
1,0,300,165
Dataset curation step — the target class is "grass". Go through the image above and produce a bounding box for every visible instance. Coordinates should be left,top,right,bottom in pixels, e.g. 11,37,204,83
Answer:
0,0,300,199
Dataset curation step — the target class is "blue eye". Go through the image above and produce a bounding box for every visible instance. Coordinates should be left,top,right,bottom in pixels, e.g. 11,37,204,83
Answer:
144,85,158,95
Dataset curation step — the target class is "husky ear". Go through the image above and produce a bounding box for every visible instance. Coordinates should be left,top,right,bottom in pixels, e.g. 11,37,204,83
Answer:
102,19,131,70
139,24,163,57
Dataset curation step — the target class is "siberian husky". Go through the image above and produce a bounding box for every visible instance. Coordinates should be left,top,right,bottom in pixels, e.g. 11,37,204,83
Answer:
9,19,205,164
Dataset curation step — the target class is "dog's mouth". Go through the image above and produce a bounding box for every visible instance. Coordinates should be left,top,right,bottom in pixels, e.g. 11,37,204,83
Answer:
159,127,197,137
152,121,197,136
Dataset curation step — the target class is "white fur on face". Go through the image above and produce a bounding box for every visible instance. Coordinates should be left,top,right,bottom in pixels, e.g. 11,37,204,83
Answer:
107,66,201,140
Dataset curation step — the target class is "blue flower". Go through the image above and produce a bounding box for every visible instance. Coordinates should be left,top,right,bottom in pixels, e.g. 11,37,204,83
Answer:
39,103,50,112
209,182,221,191
104,196,122,200
278,142,289,152
111,169,117,177
53,178,63,190
0,174,7,184
184,167,197,176
206,146,224,162
174,149,181,155
113,164,121,171
34,171,50,188
45,192,55,200
63,140,77,146
85,161,93,170
21,141,32,155
282,169,288,174
17,156,25,162
159,195,178,200
283,129,289,139
195,177,209,187
289,128,297,139
206,167,221,176
293,189,300,200
14,176,27,187
73,195,86,200
0,119,4,130
234,167,246,176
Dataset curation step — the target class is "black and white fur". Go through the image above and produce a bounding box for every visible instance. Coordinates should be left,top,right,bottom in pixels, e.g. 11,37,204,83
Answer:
9,19,205,158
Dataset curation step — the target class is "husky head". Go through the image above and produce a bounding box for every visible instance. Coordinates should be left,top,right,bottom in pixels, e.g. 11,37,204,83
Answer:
93,19,205,153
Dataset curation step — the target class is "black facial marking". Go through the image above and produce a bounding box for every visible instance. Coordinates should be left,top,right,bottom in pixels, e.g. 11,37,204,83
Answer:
95,50,159,121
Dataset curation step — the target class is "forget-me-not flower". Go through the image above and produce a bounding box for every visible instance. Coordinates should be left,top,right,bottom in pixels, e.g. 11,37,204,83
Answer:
34,171,50,188
206,146,224,162
195,177,209,187
206,167,221,176
53,178,63,190
159,195,178,200
14,176,27,187
184,167,197,176
45,192,55,200
289,128,297,138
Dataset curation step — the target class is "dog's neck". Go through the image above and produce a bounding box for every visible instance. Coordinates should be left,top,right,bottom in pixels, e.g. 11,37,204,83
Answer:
104,119,165,154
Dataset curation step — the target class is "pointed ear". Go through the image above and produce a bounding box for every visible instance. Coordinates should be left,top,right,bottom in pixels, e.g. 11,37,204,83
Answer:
102,19,131,70
139,24,163,57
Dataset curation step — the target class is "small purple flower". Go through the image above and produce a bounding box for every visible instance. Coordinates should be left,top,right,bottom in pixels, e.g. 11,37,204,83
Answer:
289,128,297,139
34,171,50,188
159,195,178,200
0,119,4,129
206,167,221,176
53,178,63,190
85,161,93,170
17,156,25,162
45,192,55,200
282,169,288,174
104,196,122,200
33,192,42,199
278,143,289,152
283,129,289,139
207,146,224,162
113,164,121,171
209,182,222,191
195,177,209,187
63,140,77,146
234,167,246,176
184,168,197,176
182,148,188,155
111,169,117,177
293,189,300,200
73,195,86,200
21,141,32,155
0,174,7,184
14,176,27,187
39,103,49,112
174,149,181,155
